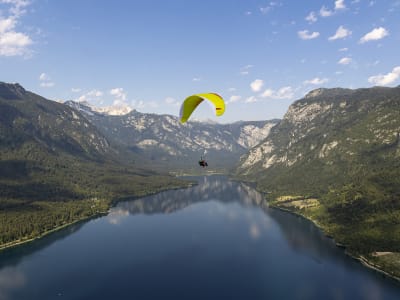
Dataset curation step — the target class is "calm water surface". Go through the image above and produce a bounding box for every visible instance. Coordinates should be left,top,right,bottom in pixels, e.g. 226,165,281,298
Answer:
1,175,399,300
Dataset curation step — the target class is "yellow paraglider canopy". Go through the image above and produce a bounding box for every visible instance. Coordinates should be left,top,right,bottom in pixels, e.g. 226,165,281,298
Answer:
179,93,225,123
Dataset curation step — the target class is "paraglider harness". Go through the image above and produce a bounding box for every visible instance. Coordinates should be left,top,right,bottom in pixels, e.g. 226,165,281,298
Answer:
198,156,208,168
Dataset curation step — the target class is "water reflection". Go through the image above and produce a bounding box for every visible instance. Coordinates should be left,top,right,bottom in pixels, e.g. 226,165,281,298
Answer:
109,175,400,295
0,267,25,300
0,222,85,270
267,208,333,263
109,175,265,219
0,175,399,300
110,175,333,264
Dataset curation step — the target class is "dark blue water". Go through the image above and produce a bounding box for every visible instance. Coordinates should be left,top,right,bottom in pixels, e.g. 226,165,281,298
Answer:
1,176,399,300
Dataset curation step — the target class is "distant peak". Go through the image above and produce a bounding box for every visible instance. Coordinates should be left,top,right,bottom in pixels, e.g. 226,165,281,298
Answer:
0,82,27,100
93,105,133,116
65,100,134,116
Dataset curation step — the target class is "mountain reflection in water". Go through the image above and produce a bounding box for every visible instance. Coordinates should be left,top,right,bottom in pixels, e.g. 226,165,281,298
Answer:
1,175,400,300
109,175,265,218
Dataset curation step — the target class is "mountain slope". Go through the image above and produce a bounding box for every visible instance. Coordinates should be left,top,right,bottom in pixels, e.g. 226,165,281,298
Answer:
0,82,189,248
65,100,279,170
235,86,400,277
0,83,112,160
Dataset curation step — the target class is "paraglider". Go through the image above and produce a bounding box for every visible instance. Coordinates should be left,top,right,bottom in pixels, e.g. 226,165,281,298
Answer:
179,94,224,167
198,156,208,168
179,93,225,123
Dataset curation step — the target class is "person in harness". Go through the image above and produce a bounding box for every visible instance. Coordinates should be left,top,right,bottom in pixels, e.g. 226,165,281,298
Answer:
198,156,208,167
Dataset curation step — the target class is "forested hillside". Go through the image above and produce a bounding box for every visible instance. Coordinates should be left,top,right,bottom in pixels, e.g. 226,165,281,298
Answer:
235,86,400,278
0,82,188,248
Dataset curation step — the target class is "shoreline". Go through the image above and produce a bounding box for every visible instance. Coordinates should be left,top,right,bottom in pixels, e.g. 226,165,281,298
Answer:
0,211,108,252
0,182,194,253
2,178,398,284
269,204,400,283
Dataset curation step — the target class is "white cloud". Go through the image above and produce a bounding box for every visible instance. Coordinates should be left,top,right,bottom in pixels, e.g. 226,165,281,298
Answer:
339,47,348,52
0,0,32,56
38,73,54,88
228,95,241,103
250,79,264,92
0,17,15,33
275,86,294,99
320,6,334,17
261,89,274,98
298,30,320,40
260,7,271,14
260,86,294,99
77,89,103,103
165,97,179,106
0,30,32,56
368,66,400,86
76,88,133,114
40,82,54,87
335,0,346,10
87,90,103,97
359,27,388,43
240,64,253,75
132,100,146,110
39,73,49,81
110,87,126,101
304,77,329,85
1,0,30,17
245,96,258,103
131,97,159,111
192,77,202,82
329,25,352,40
319,1,346,18
259,2,280,14
71,88,81,93
305,11,317,23
338,57,352,65
109,88,132,114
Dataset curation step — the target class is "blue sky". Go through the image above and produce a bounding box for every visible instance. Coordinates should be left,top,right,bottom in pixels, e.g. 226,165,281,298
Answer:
1,0,399,122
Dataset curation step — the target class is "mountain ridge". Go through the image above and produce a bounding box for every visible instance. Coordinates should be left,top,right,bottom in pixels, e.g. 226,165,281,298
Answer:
0,82,190,248
64,99,279,170
235,85,400,278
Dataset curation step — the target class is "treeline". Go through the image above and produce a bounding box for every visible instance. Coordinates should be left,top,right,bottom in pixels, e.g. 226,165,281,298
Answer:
0,199,109,246
0,152,188,249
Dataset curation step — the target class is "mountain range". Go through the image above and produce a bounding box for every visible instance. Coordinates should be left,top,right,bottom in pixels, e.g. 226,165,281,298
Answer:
1,81,399,278
64,100,278,171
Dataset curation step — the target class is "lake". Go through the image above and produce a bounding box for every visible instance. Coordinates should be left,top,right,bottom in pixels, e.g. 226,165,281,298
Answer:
0,175,399,300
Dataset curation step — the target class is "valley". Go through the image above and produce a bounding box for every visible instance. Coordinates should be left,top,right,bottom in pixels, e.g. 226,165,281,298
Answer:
1,82,399,281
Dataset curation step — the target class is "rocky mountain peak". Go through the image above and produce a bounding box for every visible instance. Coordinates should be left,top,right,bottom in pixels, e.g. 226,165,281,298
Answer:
303,87,354,100
65,100,133,116
0,82,27,100
304,88,325,99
